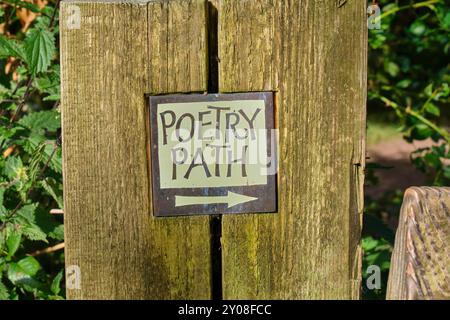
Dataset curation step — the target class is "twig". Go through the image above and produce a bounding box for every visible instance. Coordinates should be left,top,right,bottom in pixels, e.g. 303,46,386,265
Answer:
49,0,60,30
9,76,34,124
420,87,440,113
50,209,64,215
29,242,64,256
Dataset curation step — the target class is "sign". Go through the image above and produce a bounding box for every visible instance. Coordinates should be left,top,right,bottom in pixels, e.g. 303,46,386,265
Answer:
148,92,277,216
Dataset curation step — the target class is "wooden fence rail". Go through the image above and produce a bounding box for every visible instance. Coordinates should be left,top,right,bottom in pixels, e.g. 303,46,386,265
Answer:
387,187,450,300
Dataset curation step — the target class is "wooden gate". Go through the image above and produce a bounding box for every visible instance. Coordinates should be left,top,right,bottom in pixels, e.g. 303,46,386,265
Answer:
60,0,367,299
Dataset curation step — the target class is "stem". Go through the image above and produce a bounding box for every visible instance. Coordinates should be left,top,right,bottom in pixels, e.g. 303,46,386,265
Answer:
408,109,450,144
379,0,442,20
9,76,34,124
29,242,64,256
420,87,440,113
379,96,450,144
49,0,61,30
433,169,442,185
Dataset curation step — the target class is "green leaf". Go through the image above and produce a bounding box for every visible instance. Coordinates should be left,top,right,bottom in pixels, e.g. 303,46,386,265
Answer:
443,166,450,179
0,228,5,249
424,102,440,117
24,28,56,75
18,110,61,134
384,61,400,77
35,70,60,99
17,256,41,277
424,151,441,169
48,225,64,241
42,94,60,101
441,83,450,98
0,36,26,61
15,204,48,242
409,20,426,36
16,204,37,224
22,224,48,242
424,83,433,96
396,79,411,88
18,2,40,13
51,270,64,295
0,189,7,217
7,260,43,292
2,0,41,13
6,230,22,257
441,10,450,29
34,207,63,241
362,236,379,252
19,135,62,174
40,178,63,209
0,279,9,300
411,124,434,140
4,156,24,181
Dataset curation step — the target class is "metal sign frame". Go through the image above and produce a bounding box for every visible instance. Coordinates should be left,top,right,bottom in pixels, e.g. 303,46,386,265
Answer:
148,92,277,217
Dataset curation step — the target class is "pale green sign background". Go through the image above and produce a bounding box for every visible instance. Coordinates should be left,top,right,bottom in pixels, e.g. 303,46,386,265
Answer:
157,100,268,189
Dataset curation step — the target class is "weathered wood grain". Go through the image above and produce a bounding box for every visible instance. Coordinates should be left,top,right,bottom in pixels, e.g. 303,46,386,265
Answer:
218,0,367,299
60,0,211,299
387,187,450,300
148,0,208,93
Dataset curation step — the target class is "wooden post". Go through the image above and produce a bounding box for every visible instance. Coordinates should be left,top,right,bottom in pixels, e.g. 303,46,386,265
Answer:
218,0,367,299
387,187,450,300
61,0,211,299
61,0,367,299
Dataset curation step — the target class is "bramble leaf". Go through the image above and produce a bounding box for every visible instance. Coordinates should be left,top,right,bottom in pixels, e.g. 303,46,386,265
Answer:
18,110,61,134
425,102,440,117
40,178,63,209
7,258,43,292
6,230,22,257
4,156,25,181
51,270,64,295
25,28,56,75
2,0,40,13
0,36,26,61
15,204,48,242
17,256,41,276
0,279,9,300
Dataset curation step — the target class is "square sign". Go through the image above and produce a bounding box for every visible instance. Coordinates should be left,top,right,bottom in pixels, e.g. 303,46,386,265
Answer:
148,92,277,217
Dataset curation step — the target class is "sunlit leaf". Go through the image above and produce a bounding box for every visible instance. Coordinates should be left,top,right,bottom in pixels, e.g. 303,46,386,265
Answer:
25,28,56,75
6,230,22,257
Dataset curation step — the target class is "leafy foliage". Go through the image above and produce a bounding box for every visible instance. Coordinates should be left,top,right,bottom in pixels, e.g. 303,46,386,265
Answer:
369,0,450,184
0,1,64,300
363,0,450,299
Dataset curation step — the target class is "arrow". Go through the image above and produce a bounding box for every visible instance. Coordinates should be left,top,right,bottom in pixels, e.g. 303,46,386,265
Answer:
175,191,258,208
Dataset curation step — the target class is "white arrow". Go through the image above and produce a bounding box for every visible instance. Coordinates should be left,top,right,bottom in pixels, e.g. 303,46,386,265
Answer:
175,191,258,208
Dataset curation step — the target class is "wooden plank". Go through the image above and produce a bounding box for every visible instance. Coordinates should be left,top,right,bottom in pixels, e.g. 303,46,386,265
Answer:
218,0,367,299
148,0,208,93
387,187,450,300
60,0,211,299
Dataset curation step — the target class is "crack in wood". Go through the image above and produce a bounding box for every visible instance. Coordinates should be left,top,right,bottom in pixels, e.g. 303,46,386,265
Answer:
337,0,348,8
